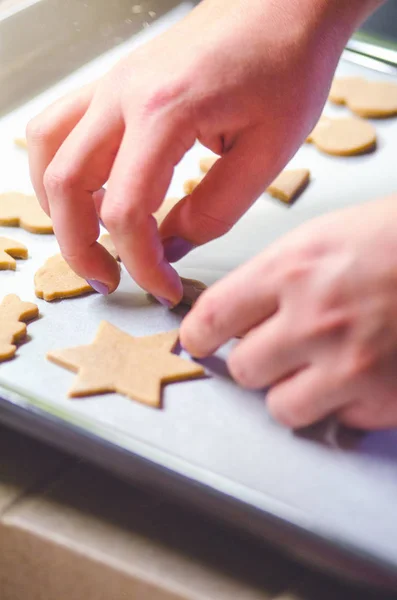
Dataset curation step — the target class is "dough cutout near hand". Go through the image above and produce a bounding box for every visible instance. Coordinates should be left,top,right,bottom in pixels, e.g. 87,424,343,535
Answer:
0,192,53,234
0,237,28,270
0,294,39,362
35,254,95,301
150,277,207,308
267,169,310,204
306,116,376,156
35,233,122,301
47,322,205,407
329,77,397,118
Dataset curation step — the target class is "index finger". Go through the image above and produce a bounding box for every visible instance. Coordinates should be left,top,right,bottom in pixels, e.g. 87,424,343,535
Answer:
101,116,195,305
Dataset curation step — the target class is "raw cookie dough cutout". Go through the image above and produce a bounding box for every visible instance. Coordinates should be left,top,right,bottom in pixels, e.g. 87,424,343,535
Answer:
0,237,28,270
0,192,53,233
306,116,376,156
35,254,95,301
180,277,207,307
329,77,397,118
150,277,207,308
0,294,39,362
267,169,310,204
47,322,205,407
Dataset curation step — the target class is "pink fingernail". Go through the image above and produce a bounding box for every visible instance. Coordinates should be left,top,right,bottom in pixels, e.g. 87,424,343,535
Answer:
86,279,109,295
154,295,174,309
163,237,196,263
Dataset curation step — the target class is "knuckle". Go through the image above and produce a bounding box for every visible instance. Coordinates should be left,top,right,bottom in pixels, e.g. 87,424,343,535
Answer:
140,78,191,118
196,296,223,335
345,344,377,380
101,203,138,233
26,116,55,145
227,351,256,389
266,391,310,429
44,164,80,196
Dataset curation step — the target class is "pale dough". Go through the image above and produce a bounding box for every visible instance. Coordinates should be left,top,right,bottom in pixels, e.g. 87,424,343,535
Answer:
34,254,95,302
47,322,205,407
267,169,310,203
329,77,397,118
0,237,28,270
0,192,53,234
306,116,376,156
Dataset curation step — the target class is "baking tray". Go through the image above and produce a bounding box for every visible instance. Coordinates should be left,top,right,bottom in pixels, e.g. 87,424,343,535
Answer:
2,0,397,590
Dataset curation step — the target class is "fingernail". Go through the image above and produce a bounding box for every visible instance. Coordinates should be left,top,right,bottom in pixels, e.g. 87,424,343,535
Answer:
86,279,109,295
163,237,195,263
99,217,106,228
154,295,174,309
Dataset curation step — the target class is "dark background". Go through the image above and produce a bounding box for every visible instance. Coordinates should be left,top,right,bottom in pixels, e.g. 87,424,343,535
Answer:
363,1,397,42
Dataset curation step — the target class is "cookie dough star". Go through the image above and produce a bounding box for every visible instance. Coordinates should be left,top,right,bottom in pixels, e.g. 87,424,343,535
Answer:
47,322,205,407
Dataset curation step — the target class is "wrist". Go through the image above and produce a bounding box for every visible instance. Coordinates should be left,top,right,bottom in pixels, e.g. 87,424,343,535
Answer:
304,0,385,51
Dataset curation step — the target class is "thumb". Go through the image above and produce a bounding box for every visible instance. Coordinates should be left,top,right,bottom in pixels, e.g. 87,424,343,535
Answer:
160,131,282,263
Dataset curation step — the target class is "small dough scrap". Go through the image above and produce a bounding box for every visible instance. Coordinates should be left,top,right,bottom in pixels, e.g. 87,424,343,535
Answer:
98,234,120,261
34,254,95,301
0,237,28,270
0,294,39,362
306,116,376,156
0,192,53,234
14,137,28,150
329,77,397,118
154,197,181,226
199,156,219,174
183,177,202,195
181,277,207,306
47,322,205,407
267,169,310,204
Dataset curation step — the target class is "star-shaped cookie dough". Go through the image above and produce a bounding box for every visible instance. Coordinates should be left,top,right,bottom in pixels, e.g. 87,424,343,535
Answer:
0,237,28,270
47,322,205,407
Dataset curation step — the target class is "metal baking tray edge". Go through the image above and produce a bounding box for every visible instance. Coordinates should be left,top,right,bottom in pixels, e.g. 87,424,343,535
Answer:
0,0,191,116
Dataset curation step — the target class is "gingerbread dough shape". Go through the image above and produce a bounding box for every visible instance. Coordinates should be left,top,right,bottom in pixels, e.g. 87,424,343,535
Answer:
329,77,397,118
0,192,53,234
267,169,310,204
0,294,39,362
47,322,205,407
306,116,376,156
0,237,28,270
34,254,95,301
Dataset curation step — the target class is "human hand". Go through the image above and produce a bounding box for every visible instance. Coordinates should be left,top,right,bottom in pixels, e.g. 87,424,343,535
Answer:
26,0,378,304
181,197,397,430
